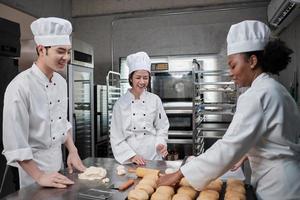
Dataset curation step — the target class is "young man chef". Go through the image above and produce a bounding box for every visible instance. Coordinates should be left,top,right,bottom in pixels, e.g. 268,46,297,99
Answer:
2,17,86,189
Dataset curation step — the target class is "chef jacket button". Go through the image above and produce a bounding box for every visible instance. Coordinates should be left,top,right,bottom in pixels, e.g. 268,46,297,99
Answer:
50,101,52,105
133,127,136,130
46,85,48,88
143,114,146,116
57,99,60,102
62,133,65,135
53,137,55,140
143,133,146,135
143,127,146,129
143,101,145,103
59,117,62,119
133,113,135,116
51,119,53,122
132,101,134,103
54,83,56,86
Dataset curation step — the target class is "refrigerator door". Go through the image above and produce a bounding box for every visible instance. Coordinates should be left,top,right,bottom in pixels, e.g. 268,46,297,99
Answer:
68,64,94,159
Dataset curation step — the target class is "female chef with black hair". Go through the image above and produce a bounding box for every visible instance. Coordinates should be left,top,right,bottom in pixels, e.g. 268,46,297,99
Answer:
157,20,300,200
110,52,169,165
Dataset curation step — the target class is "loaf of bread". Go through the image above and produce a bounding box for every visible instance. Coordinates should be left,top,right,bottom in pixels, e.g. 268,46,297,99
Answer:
226,185,246,194
227,179,244,187
128,189,149,200
155,186,175,196
143,173,159,181
197,190,219,200
139,178,157,189
135,183,155,195
203,179,223,192
179,178,192,187
224,190,246,200
150,192,172,200
177,186,198,199
172,193,192,200
136,167,160,178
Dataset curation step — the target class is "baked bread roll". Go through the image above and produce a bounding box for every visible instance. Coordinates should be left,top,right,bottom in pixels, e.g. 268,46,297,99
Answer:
179,178,192,187
227,179,244,187
150,192,172,200
224,190,246,200
172,193,192,200
203,179,223,192
128,189,149,200
139,179,157,188
155,186,175,196
197,190,219,200
136,167,160,178
135,183,155,195
226,184,246,194
177,186,198,199
143,173,159,181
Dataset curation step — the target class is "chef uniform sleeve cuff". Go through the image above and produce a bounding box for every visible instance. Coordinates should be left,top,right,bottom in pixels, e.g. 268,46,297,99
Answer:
3,148,33,167
118,151,136,164
66,121,72,131
155,137,167,147
180,163,207,191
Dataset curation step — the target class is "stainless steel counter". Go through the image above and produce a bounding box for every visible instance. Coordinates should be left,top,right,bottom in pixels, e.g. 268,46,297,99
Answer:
1,157,181,200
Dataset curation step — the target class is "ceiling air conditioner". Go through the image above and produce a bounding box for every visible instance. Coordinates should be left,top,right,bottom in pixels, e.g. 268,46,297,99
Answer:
267,0,300,34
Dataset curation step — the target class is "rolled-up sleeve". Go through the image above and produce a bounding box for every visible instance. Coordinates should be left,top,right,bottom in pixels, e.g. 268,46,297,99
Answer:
2,83,33,167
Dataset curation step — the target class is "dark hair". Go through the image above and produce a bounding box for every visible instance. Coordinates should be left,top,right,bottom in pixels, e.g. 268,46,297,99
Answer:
36,46,51,56
128,71,151,89
244,39,293,75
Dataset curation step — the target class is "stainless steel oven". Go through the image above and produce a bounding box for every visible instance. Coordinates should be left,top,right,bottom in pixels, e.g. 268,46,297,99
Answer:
151,71,193,102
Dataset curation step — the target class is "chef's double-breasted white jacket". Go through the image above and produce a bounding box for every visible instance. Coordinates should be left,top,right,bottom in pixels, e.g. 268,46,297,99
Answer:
2,64,71,188
110,90,169,164
181,73,300,200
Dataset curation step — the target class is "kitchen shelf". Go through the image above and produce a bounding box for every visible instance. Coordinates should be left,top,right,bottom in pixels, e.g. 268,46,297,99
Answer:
192,60,237,156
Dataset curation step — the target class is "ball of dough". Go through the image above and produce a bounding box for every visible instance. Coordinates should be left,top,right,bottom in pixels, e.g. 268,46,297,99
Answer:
179,178,191,187
197,190,219,200
139,179,157,188
135,183,155,195
150,192,172,200
177,186,198,199
155,186,175,196
203,179,223,192
172,193,192,200
128,189,149,200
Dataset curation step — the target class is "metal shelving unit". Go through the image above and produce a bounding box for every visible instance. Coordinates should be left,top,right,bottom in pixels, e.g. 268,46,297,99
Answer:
192,60,237,156
106,71,121,157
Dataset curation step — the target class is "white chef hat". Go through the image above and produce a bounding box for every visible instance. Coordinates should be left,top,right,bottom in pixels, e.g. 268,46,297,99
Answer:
126,51,151,74
227,20,271,56
30,17,72,46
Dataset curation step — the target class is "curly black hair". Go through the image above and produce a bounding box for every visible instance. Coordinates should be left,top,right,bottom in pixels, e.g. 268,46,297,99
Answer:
244,39,293,75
